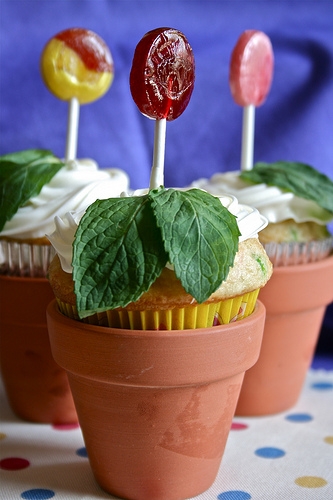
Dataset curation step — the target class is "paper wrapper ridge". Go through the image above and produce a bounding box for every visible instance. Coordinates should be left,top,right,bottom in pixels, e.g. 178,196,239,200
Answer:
56,289,260,330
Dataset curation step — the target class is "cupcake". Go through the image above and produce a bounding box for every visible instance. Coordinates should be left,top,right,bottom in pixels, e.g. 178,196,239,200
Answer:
0,27,130,425
0,149,129,423
46,185,271,498
47,187,272,500
45,27,273,498
0,149,129,277
45,185,272,500
0,25,130,276
189,163,333,415
190,161,333,266
47,187,272,329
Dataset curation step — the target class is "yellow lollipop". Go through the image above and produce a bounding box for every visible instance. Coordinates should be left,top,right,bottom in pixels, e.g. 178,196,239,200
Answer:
41,28,114,160
41,27,113,104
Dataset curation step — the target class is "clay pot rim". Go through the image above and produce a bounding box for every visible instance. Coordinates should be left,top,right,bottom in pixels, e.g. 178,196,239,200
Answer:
47,299,266,386
47,298,265,337
0,274,49,283
260,253,333,312
272,252,333,275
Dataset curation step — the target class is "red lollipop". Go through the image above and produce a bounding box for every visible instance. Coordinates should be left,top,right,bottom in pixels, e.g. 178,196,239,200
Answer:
130,28,195,189
229,30,273,107
130,28,195,121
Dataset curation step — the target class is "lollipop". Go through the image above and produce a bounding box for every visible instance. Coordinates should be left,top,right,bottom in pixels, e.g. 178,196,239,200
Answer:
41,28,114,160
130,27,195,188
229,30,274,170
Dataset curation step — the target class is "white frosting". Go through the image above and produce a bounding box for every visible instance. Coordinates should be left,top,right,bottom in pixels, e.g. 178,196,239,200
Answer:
1,159,129,240
49,210,84,273
190,171,332,225
48,189,268,273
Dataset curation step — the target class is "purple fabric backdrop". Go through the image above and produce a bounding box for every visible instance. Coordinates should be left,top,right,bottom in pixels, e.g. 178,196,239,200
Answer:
1,0,332,361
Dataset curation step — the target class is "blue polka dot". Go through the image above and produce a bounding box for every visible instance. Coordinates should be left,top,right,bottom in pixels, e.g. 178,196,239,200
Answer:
285,413,313,423
255,447,286,459
311,381,333,390
21,489,55,499
76,446,88,457
218,491,251,500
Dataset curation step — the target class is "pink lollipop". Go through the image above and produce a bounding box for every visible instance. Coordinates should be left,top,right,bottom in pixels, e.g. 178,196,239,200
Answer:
130,28,195,188
229,30,274,170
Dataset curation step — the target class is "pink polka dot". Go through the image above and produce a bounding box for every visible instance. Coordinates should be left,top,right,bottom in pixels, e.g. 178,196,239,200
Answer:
231,422,248,430
0,457,30,470
52,423,80,431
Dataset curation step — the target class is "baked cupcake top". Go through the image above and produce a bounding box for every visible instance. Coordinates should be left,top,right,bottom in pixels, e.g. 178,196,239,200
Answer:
190,162,333,267
47,188,272,317
190,162,333,227
48,27,273,319
0,28,128,243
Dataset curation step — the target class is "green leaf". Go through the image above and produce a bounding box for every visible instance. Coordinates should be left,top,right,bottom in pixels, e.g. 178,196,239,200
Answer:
72,187,242,317
149,187,240,303
0,149,65,231
73,195,168,318
240,161,333,214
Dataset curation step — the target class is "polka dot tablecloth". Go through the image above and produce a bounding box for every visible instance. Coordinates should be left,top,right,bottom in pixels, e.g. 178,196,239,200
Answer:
0,370,332,500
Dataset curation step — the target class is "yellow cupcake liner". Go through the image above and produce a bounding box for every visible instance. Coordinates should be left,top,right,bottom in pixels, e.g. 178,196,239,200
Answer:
56,289,259,330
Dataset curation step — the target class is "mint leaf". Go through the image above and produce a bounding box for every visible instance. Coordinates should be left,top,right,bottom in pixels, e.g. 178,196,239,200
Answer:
72,188,241,317
149,187,240,303
240,161,333,214
73,195,168,318
0,149,65,231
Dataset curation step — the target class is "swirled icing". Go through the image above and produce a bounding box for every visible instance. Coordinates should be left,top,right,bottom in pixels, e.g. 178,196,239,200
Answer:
1,159,129,240
190,171,332,225
48,189,268,273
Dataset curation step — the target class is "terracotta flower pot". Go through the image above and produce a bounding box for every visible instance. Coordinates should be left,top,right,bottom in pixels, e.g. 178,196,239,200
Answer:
236,254,333,416
0,275,77,424
47,299,265,500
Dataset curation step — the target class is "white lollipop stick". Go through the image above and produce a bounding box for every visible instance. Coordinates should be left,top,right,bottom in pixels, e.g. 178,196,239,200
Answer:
241,104,255,171
65,97,80,161
149,118,166,189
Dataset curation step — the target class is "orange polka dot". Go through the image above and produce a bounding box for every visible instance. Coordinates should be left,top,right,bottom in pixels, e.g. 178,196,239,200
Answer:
324,436,333,445
295,476,327,488
0,433,6,440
